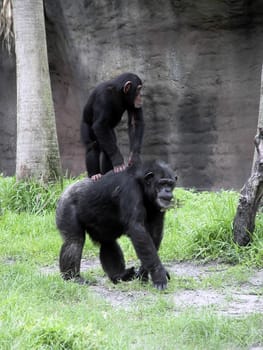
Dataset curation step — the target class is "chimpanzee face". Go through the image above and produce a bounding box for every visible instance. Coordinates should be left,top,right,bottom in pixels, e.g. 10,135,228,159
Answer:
134,85,142,109
123,79,143,109
143,162,177,210
156,178,176,209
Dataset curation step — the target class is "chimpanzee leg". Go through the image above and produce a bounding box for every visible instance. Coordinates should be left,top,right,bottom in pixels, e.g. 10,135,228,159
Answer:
99,241,135,283
81,123,101,177
100,129,117,174
136,217,164,283
59,225,86,284
85,144,101,177
100,151,113,175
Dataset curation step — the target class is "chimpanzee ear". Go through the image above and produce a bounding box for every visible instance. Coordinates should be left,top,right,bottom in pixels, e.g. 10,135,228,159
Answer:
123,81,132,94
144,172,154,185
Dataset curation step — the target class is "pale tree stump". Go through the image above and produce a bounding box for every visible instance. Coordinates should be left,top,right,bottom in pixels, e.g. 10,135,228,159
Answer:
233,128,263,245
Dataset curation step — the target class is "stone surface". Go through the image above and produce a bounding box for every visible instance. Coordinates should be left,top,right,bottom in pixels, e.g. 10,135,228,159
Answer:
1,0,263,189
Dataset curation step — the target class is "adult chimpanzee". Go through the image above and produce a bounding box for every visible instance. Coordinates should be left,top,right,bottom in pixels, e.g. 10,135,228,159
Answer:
56,160,176,290
81,72,144,180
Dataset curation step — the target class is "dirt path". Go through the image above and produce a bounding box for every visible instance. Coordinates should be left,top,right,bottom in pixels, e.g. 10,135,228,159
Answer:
45,259,262,317
41,259,263,350
42,259,263,317
167,262,263,317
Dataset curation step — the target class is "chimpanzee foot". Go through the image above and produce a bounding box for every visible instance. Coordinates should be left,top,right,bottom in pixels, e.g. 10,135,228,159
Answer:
121,267,136,281
73,276,89,285
136,266,149,283
62,273,89,285
110,267,136,284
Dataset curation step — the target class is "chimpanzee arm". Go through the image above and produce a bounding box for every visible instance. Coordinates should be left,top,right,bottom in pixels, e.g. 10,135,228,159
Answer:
128,108,144,162
127,218,168,290
93,116,124,167
135,214,167,283
148,214,165,251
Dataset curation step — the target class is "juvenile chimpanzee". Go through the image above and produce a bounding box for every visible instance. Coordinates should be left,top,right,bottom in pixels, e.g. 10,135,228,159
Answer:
81,72,144,179
56,160,176,290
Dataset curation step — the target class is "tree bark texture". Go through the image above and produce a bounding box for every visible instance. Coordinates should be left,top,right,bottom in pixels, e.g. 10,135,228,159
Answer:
252,64,263,172
233,128,263,245
13,0,61,182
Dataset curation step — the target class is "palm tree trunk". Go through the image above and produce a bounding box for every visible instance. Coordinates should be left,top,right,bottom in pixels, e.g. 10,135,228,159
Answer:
13,0,62,182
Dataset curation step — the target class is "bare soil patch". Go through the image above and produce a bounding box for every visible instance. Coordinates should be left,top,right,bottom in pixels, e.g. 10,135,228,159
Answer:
41,259,263,317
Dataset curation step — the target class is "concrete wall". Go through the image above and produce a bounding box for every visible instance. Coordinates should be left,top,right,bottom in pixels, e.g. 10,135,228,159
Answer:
1,0,263,189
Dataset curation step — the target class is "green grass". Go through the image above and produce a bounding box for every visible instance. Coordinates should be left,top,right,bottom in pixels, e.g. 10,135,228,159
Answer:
161,188,263,266
0,175,75,214
0,176,262,349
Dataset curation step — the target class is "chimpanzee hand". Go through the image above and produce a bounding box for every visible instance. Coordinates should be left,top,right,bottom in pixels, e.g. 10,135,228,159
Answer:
151,265,170,290
113,163,126,173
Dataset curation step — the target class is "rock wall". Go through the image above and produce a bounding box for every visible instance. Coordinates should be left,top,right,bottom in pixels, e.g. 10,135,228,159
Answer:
1,0,263,189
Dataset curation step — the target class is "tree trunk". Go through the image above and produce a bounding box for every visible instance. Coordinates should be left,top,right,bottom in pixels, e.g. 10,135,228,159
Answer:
13,0,61,182
234,64,263,245
233,128,263,245
252,64,263,172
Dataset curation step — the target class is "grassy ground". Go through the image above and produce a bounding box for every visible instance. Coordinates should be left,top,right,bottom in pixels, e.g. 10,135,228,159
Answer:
0,176,262,349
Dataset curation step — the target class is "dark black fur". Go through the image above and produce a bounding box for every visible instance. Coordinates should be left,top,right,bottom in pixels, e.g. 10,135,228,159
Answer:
81,72,144,176
56,160,176,290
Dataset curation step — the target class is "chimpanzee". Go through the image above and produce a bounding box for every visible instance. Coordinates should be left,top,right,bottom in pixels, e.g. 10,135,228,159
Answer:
81,72,144,180
56,160,177,290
